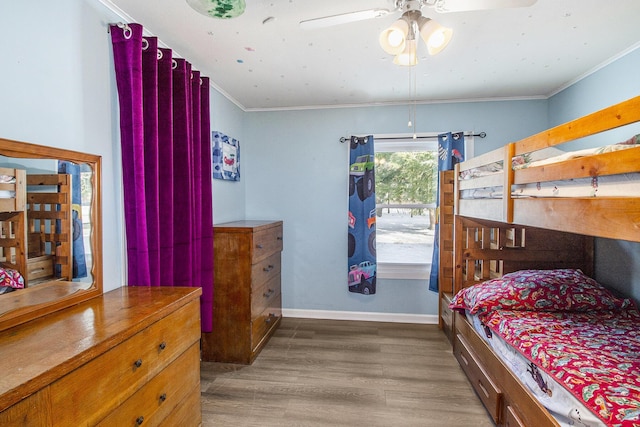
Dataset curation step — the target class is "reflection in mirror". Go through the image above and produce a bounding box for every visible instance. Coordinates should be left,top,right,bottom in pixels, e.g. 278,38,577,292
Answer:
0,138,102,331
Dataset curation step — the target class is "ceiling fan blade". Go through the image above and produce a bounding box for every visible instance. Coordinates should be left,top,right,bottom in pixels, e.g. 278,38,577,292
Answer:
300,9,390,30
434,0,537,13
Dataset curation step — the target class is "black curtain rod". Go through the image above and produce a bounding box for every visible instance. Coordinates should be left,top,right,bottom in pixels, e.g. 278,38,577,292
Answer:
340,132,486,143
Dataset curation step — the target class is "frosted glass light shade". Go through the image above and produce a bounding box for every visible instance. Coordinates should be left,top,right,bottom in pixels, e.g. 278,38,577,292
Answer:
379,18,409,55
393,39,418,66
418,18,453,55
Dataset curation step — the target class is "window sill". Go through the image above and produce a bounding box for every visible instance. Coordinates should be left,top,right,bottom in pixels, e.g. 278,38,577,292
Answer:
376,262,430,280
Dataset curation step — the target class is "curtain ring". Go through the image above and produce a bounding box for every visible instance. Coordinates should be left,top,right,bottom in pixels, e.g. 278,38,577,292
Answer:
142,38,149,50
157,49,163,60
117,22,132,40
172,59,178,69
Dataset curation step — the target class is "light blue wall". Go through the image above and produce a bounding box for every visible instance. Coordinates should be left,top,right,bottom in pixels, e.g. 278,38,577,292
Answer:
549,48,640,150
1,0,248,292
4,0,637,314
548,47,640,302
210,91,247,224
1,0,125,292
243,101,548,315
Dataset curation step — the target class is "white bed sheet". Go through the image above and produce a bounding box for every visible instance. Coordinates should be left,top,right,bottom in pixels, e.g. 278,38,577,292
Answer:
513,143,640,171
459,139,640,200
460,173,640,199
466,311,605,427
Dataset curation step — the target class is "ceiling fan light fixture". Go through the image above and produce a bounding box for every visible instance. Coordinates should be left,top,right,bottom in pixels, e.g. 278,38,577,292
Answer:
417,17,453,55
379,17,409,55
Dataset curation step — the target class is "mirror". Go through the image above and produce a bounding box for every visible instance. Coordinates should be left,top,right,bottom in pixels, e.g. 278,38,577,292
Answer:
0,138,102,331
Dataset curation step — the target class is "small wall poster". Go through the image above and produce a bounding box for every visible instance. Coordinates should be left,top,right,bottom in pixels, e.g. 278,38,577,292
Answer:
212,131,240,181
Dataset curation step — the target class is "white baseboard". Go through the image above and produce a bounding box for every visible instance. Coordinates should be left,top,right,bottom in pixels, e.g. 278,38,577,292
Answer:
281,309,438,324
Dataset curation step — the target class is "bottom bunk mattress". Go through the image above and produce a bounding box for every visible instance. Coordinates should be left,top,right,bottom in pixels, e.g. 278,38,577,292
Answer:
467,308,640,427
451,269,639,427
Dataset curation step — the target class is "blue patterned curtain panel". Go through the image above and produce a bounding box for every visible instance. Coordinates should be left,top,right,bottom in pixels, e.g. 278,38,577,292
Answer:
58,161,88,278
429,132,465,292
347,135,377,295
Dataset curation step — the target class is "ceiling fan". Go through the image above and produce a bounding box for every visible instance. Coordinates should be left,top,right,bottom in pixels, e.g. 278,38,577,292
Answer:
300,0,537,65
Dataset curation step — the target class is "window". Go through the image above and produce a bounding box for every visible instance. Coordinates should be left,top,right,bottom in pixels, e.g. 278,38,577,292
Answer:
374,134,473,280
375,137,438,279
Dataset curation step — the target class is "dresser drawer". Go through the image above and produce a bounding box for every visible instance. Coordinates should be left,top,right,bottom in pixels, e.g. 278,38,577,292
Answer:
159,382,202,427
252,224,283,263
51,298,201,426
454,333,502,424
251,295,281,351
27,255,53,280
251,274,281,319
0,388,52,426
251,251,281,290
504,405,526,427
440,295,453,342
97,343,200,427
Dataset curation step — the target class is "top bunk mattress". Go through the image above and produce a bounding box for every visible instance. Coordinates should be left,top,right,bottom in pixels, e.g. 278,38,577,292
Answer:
459,134,640,199
0,174,17,199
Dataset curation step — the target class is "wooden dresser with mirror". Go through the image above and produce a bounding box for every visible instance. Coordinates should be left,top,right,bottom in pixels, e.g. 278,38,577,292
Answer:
0,138,202,426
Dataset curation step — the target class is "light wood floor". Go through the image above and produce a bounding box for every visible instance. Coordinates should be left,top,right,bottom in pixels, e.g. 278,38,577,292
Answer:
200,317,495,427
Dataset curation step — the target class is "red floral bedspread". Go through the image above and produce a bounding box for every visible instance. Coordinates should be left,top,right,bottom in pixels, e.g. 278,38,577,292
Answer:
0,267,24,289
485,309,640,426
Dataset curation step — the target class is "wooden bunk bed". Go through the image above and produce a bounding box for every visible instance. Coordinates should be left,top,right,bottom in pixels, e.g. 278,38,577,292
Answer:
445,95,640,427
0,167,73,288
26,173,73,284
455,95,640,242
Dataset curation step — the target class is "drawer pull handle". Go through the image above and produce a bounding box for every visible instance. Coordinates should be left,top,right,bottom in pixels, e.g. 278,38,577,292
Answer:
136,416,145,425
459,353,469,367
263,264,275,272
159,341,167,351
159,393,167,403
263,288,275,298
256,244,264,249
477,380,490,399
134,359,143,368
265,313,277,324
277,236,283,241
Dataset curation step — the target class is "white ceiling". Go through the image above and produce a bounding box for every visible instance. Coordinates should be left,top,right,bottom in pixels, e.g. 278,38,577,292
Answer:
103,0,640,111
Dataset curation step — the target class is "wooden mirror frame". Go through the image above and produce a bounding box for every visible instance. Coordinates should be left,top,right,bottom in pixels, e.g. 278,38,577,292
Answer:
0,138,102,331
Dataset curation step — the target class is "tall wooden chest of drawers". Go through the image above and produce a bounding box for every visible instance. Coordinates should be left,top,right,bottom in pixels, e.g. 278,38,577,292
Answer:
202,220,283,364
0,286,202,426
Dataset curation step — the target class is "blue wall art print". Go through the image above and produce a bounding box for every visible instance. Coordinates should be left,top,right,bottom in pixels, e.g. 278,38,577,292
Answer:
212,131,240,181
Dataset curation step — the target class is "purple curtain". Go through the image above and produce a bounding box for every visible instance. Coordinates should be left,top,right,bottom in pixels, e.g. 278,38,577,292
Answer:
110,23,214,332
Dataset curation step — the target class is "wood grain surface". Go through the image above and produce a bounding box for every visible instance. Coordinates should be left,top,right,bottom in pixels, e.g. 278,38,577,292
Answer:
201,317,494,426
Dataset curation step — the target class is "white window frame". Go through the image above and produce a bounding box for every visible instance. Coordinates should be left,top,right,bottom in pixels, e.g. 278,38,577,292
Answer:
373,133,474,280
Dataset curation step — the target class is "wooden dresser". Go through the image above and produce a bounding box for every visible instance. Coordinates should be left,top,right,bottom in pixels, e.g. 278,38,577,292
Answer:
0,286,202,426
202,220,283,364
